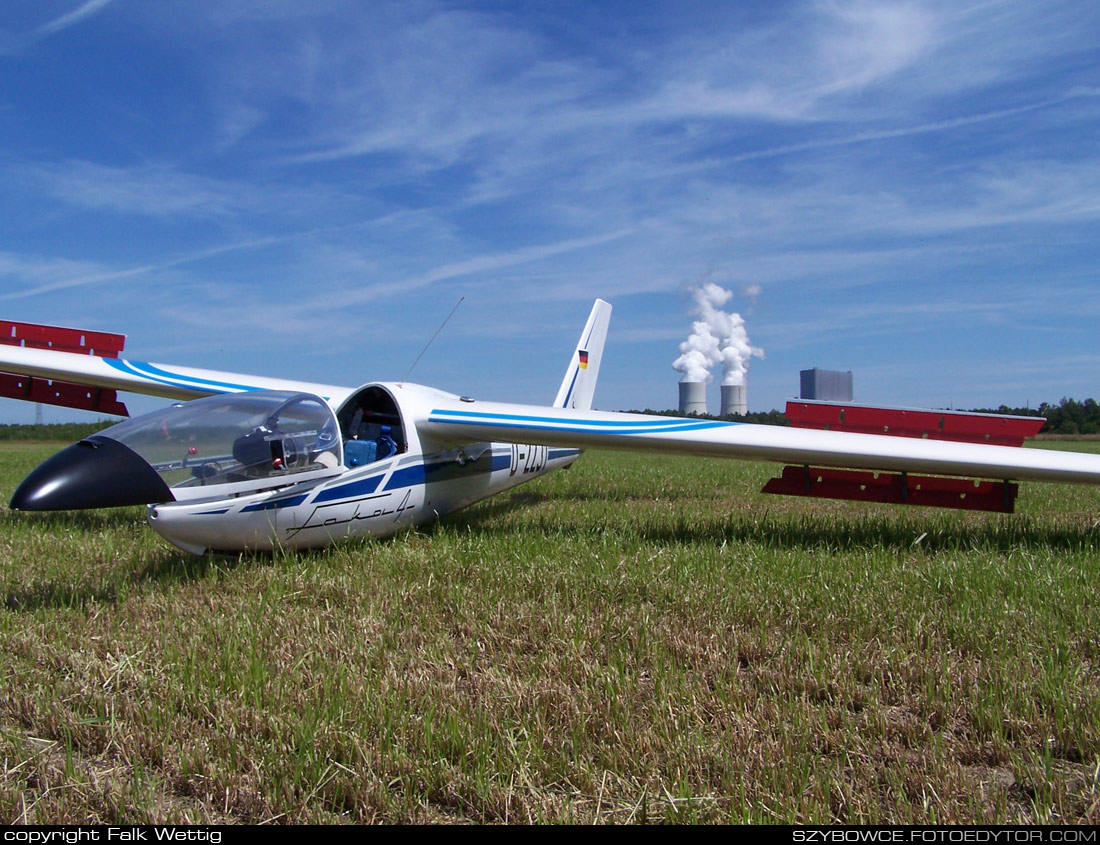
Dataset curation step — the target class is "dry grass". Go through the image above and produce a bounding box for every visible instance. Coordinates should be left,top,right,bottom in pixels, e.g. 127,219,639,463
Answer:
2,441,1099,823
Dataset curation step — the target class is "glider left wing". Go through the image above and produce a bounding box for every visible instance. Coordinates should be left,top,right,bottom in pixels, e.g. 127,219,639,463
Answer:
420,400,1100,486
0,321,354,410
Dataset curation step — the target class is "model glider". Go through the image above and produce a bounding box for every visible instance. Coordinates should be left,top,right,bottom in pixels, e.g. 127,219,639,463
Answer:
2,301,1099,554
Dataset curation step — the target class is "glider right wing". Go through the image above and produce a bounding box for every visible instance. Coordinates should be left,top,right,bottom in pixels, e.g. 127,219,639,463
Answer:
419,400,1100,486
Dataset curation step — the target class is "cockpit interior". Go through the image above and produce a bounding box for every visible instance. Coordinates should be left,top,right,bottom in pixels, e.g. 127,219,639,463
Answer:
336,386,407,467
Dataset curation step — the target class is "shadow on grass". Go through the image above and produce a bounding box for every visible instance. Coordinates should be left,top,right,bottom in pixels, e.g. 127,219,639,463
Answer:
1,506,281,613
449,499,1100,554
433,490,551,525
712,513,1096,553
6,492,1095,613
2,507,146,531
2,551,266,612
1,508,229,611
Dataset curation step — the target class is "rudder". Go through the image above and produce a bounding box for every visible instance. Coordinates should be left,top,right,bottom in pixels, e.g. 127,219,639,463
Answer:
553,299,612,410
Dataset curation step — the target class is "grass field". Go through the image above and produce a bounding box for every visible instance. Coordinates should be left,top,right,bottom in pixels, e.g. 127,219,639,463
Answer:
2,440,1099,824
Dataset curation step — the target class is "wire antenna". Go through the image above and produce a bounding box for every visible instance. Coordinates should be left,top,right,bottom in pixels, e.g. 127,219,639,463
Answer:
401,296,465,387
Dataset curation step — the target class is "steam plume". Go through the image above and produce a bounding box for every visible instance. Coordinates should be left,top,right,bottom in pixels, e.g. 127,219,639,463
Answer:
672,281,763,385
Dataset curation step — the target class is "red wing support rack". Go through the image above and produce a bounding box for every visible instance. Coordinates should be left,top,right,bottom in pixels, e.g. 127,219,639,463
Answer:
762,465,1019,513
0,320,129,417
783,400,1045,446
761,400,1045,513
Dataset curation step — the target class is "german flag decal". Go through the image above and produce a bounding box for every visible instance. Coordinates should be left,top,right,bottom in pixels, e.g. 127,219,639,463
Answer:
578,350,589,369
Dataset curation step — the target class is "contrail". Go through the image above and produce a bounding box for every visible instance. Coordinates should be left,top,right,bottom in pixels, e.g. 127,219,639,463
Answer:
35,0,117,37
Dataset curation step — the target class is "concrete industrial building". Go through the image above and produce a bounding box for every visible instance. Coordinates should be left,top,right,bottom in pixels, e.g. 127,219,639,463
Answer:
678,382,707,415
720,384,747,416
800,368,854,402
678,382,749,416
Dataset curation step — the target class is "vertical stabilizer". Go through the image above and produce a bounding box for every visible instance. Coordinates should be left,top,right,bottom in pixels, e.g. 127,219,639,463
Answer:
553,299,612,410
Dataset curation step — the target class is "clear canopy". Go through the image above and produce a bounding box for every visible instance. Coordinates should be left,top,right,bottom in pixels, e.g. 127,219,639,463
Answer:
98,391,342,494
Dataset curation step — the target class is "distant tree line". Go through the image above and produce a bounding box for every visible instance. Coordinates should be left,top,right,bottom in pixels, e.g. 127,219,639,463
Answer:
624,408,792,426
627,397,1100,435
0,422,114,441
968,398,1100,435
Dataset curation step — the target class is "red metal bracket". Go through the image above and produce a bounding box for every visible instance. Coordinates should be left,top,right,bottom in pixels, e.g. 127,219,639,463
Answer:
1,320,128,416
762,465,1018,513
1,320,125,357
785,400,1043,447
0,373,128,417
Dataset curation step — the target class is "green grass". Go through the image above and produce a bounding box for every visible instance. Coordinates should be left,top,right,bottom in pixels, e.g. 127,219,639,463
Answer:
1,441,1099,823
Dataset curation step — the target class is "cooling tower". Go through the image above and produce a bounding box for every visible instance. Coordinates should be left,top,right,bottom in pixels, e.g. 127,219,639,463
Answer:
678,382,707,415
720,384,747,416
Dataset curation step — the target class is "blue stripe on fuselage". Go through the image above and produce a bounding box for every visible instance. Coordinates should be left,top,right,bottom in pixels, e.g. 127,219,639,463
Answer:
313,474,384,502
385,464,426,490
240,494,308,513
383,451,513,492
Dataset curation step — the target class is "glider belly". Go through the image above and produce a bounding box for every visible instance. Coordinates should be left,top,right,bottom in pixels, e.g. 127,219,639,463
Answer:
416,443,580,520
147,461,420,552
148,445,580,553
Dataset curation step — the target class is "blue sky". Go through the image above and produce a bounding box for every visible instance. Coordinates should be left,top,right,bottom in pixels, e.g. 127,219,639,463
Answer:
2,0,1098,422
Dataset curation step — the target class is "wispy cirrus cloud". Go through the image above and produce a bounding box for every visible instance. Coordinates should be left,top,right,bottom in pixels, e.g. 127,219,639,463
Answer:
35,0,116,37
0,0,118,54
9,157,378,225
0,236,283,302
4,0,1100,415
19,160,243,218
219,0,1089,171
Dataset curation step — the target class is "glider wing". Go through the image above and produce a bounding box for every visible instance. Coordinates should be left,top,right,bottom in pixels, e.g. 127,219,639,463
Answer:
419,400,1100,487
0,319,354,411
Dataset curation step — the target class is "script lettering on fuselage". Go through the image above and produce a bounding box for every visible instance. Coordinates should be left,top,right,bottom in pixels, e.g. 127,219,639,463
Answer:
285,489,415,538
509,444,547,477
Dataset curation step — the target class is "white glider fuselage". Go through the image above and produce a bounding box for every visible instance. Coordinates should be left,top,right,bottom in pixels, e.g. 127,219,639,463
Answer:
145,382,580,554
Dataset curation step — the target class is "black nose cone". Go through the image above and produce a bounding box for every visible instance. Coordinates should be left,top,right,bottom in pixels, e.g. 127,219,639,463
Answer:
10,436,174,511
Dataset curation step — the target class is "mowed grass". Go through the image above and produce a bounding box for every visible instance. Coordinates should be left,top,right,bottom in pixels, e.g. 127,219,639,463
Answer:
1,440,1099,824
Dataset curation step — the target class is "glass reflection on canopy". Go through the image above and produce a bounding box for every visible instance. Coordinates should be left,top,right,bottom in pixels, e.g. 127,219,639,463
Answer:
98,391,341,491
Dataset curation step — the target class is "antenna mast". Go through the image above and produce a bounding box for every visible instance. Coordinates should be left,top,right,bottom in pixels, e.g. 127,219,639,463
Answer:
401,296,465,387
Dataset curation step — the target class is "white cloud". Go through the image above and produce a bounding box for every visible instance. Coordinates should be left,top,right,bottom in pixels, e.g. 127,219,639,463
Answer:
22,160,240,217
4,1,1100,412
0,0,118,54
35,0,117,37
0,238,281,301
813,0,936,92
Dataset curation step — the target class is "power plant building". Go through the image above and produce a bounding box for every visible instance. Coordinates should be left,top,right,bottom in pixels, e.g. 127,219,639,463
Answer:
800,368,853,402
678,382,708,415
720,384,747,416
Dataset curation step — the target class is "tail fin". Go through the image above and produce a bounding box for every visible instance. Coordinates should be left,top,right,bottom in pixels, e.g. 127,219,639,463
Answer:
553,299,612,410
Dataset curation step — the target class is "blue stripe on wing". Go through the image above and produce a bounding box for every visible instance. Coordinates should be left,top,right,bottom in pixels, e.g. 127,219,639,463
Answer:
104,359,332,401
105,358,264,394
429,408,734,435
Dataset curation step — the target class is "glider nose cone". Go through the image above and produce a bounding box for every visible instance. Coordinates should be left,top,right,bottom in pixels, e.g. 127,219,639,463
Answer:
10,436,174,511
